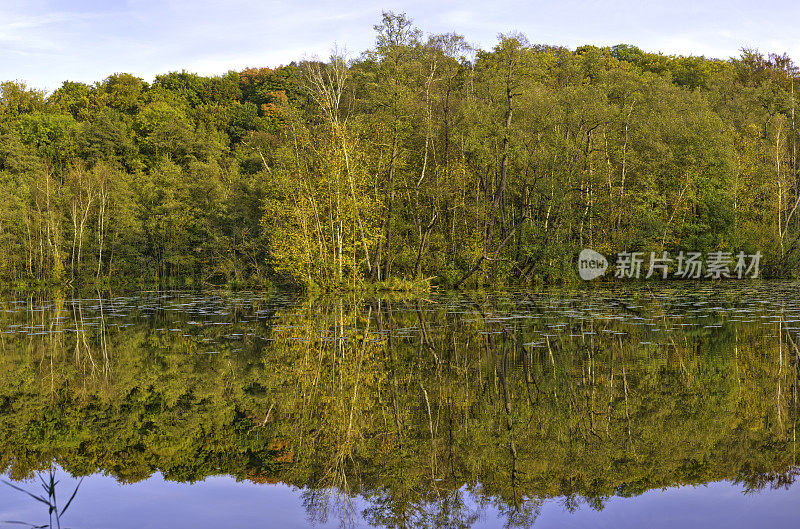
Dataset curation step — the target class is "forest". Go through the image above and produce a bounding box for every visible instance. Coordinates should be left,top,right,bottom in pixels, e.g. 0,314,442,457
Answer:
2,11,800,289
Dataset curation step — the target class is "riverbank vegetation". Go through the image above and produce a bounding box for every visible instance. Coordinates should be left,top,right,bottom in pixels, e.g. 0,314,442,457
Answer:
2,12,800,289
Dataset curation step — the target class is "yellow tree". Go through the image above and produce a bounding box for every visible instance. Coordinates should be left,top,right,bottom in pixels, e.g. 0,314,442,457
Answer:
264,52,381,288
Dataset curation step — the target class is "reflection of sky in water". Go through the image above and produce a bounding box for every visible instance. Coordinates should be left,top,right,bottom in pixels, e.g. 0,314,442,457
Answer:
2,471,800,528
2,282,800,527
536,482,800,529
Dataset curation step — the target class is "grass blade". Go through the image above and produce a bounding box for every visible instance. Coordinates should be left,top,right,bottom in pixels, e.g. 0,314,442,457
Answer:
60,478,83,516
1,480,50,506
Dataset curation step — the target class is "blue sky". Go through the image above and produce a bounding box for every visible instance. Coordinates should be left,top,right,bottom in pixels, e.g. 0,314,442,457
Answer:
2,0,798,92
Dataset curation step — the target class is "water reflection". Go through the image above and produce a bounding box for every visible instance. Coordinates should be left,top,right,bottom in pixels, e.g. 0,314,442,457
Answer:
0,282,799,527
2,469,82,529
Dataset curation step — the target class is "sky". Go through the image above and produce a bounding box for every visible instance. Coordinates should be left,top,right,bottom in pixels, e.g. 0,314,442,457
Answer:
1,0,799,92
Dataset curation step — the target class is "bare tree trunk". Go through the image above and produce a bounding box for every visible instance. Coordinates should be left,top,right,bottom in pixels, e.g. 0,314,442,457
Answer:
383,136,398,279
77,192,94,272
618,98,635,229
71,202,78,279
484,72,514,258
97,187,107,279
778,121,785,259
415,212,437,278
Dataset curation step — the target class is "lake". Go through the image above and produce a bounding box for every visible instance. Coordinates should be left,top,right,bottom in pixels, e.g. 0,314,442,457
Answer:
1,282,799,528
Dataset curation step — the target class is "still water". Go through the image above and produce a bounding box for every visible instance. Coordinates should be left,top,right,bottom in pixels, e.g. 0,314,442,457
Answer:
1,282,799,528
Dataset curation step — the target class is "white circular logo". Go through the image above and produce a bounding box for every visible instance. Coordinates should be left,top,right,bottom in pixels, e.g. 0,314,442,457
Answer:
578,249,608,280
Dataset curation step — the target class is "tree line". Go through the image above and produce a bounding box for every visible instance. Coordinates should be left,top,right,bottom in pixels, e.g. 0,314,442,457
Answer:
2,11,800,289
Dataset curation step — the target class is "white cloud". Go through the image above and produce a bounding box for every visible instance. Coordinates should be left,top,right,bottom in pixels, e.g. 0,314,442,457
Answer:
1,0,799,90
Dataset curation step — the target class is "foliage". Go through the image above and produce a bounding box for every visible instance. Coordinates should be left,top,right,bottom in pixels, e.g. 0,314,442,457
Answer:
2,13,800,288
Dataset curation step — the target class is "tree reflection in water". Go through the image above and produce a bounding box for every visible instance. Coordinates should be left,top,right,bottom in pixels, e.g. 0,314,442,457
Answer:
0,283,798,527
